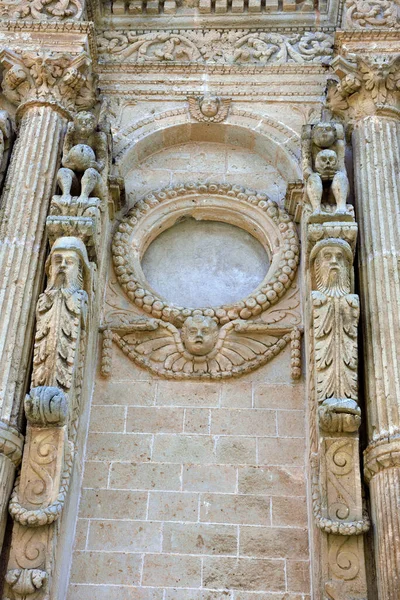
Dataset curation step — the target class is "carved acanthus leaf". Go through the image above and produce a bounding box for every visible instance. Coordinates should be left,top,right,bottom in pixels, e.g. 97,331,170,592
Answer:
32,288,87,392
0,49,96,112
97,29,334,66
0,0,84,19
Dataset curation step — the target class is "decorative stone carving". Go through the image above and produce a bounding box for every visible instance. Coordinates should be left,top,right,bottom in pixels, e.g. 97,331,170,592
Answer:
345,0,400,29
302,122,349,215
0,49,96,115
329,54,400,119
0,0,84,19
0,110,13,193
188,95,231,122
4,236,91,599
97,29,334,66
112,182,300,327
101,315,294,379
56,111,108,205
31,237,89,393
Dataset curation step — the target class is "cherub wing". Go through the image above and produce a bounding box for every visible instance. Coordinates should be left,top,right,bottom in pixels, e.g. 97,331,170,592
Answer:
209,320,291,376
188,96,204,121
213,98,231,122
109,318,194,376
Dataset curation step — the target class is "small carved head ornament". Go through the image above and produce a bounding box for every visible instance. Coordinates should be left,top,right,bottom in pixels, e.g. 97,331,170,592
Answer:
310,238,353,296
181,315,219,356
46,236,90,291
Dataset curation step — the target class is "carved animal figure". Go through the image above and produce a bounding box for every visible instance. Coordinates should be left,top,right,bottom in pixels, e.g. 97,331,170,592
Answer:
57,111,108,204
302,121,349,214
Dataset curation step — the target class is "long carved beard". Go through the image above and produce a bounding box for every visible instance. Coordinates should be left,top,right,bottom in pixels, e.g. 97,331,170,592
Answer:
47,269,83,293
315,262,350,297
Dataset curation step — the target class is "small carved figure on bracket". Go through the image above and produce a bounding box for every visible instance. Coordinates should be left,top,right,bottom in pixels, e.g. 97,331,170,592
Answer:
188,95,231,123
302,121,349,215
57,111,108,206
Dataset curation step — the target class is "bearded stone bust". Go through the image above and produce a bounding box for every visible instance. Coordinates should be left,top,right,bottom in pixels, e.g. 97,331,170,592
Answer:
181,315,219,356
311,238,352,298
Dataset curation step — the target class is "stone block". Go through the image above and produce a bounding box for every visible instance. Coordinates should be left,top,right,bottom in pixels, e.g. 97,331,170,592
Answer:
128,0,142,13
277,410,305,437
110,462,181,491
184,408,210,433
163,0,177,13
90,405,125,432
68,587,163,600
70,551,142,585
93,380,156,405
82,461,110,488
87,520,162,552
215,436,257,464
287,560,311,593
146,0,159,13
238,466,305,496
157,381,220,407
73,519,89,551
126,407,184,433
86,433,152,462
211,409,276,436
152,434,215,463
200,494,270,525
215,0,228,12
271,496,308,527
231,0,245,12
258,438,305,466
199,0,212,12
183,464,237,493
148,491,199,521
142,554,202,587
79,489,147,520
248,0,262,11
254,384,304,410
163,522,237,555
202,557,285,591
220,382,252,408
240,526,309,558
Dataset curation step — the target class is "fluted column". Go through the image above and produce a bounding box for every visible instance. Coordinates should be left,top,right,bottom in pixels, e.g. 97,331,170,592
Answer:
0,48,95,554
331,53,400,599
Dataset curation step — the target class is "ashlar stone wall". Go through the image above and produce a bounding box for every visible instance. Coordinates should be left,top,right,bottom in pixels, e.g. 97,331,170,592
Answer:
67,135,309,600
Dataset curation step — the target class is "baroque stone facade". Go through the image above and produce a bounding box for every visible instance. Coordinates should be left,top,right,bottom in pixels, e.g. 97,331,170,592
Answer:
0,0,398,599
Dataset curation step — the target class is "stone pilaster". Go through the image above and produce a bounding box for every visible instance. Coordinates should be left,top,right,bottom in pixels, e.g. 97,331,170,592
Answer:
0,48,95,555
330,49,400,600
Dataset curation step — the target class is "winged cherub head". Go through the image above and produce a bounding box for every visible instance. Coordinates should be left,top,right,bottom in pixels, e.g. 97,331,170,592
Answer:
181,315,219,356
200,96,219,118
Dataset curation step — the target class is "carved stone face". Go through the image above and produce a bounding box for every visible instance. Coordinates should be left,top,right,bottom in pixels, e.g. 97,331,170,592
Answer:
48,249,82,290
200,97,219,118
312,123,337,149
181,315,219,356
74,111,97,137
315,149,338,176
315,245,351,296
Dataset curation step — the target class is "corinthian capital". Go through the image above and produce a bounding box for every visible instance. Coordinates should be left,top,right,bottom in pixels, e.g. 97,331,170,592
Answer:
0,49,96,116
0,0,84,20
328,54,400,120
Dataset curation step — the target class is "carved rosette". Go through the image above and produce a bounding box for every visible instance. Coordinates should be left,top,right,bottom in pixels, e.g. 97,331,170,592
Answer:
0,49,96,116
105,182,302,380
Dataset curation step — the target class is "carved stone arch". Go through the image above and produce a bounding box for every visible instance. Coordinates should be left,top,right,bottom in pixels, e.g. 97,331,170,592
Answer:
113,108,302,183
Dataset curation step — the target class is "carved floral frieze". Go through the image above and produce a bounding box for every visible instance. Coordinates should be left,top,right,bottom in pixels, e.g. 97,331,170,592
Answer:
0,0,84,20
345,0,400,28
97,29,334,66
